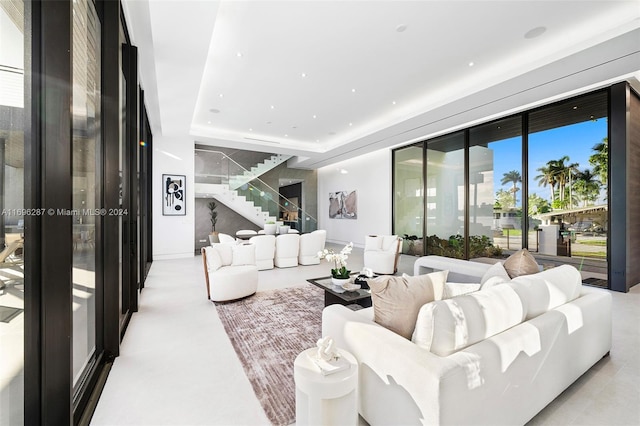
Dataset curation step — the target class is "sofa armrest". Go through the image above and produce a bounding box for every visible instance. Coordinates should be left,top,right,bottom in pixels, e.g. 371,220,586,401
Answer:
322,304,374,353
322,304,465,424
413,255,492,283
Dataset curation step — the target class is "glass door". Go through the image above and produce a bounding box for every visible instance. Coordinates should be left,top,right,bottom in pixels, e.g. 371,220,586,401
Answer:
393,144,424,255
0,0,28,423
425,132,466,258
71,0,101,395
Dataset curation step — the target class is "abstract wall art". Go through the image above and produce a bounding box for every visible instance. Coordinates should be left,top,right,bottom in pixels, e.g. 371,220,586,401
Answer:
329,190,357,219
163,174,186,215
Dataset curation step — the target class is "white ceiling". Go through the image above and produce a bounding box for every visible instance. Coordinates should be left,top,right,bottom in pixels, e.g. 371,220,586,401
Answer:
122,1,640,169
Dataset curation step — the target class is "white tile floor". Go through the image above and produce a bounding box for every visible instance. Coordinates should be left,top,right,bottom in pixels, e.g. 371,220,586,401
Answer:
91,245,640,425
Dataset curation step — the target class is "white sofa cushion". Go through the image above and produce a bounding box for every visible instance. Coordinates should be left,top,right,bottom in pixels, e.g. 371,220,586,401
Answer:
412,283,528,356
368,270,448,339
480,261,511,287
231,243,256,266
204,246,223,271
510,264,582,319
211,243,234,266
364,235,383,251
443,282,481,299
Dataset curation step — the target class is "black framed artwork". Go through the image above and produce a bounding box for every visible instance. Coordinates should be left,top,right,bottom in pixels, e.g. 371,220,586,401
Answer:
163,174,186,215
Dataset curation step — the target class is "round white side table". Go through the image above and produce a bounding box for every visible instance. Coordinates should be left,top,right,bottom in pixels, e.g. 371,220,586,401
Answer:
294,347,358,426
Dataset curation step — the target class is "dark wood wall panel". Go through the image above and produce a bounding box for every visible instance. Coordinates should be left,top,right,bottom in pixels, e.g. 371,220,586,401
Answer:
627,89,640,290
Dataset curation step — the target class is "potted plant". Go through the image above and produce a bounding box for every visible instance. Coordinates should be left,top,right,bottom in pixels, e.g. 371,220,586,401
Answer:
318,242,354,286
208,201,219,244
403,234,419,255
264,221,277,235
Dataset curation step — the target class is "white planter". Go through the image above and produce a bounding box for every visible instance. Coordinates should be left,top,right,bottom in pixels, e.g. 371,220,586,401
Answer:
278,225,290,234
264,223,277,235
209,233,220,244
331,277,350,287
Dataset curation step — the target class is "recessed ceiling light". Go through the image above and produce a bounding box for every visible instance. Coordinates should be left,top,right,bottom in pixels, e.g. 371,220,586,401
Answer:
209,108,220,113
207,120,211,124
349,123,353,126
351,88,356,93
312,115,317,119
270,105,275,109
573,106,578,110
340,169,349,174
316,139,320,142
236,52,243,57
249,128,253,131
284,134,288,137
219,93,224,98
396,24,407,33
468,62,474,67
392,101,396,105
524,26,546,39
301,72,307,78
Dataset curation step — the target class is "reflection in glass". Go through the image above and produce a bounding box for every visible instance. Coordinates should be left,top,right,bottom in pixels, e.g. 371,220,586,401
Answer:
528,92,608,265
393,144,423,255
0,0,27,424
425,132,465,258
72,0,100,388
469,116,522,255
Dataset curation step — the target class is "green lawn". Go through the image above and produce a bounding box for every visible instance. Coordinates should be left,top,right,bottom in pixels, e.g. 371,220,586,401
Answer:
578,240,607,246
572,251,606,258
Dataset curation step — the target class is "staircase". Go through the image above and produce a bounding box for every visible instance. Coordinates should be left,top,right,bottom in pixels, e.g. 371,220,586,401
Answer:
228,154,291,190
194,183,277,227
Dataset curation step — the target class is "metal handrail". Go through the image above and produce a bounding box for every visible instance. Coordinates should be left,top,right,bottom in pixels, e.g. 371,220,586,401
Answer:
194,149,318,223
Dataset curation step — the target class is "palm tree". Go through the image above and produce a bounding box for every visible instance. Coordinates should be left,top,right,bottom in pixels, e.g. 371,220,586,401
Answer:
574,169,601,206
547,156,579,207
535,165,557,204
589,138,608,185
500,170,521,207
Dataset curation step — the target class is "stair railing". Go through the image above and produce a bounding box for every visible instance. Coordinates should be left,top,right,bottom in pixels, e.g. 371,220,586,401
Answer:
194,149,318,232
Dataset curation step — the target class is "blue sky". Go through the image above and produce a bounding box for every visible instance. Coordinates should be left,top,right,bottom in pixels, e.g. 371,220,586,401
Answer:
492,118,607,203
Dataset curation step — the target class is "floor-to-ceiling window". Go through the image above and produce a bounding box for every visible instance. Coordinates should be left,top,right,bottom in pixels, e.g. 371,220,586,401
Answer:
393,89,609,280
393,143,424,255
0,0,27,423
527,91,608,266
469,116,523,255
0,1,151,423
425,132,465,258
71,0,101,395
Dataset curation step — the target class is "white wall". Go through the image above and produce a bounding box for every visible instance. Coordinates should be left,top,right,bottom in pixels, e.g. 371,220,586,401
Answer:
153,136,195,259
318,149,392,247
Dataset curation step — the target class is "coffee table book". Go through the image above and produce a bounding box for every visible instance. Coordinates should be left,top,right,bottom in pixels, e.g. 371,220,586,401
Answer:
306,352,351,376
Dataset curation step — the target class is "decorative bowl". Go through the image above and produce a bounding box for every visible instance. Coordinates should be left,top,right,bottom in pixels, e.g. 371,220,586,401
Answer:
341,283,361,291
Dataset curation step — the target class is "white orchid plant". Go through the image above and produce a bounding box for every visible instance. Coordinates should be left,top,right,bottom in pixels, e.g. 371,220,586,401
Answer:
318,242,354,279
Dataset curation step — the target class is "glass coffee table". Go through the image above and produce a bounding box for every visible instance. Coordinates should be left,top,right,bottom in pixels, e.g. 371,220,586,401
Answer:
307,275,372,308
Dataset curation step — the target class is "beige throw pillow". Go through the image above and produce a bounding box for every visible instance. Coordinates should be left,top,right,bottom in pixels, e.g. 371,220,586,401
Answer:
503,248,540,278
368,270,448,339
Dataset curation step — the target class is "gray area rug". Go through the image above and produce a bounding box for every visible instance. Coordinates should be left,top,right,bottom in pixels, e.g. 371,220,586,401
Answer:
215,285,324,426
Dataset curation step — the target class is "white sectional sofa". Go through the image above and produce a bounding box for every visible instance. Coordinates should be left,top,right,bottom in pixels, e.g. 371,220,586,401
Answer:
322,260,612,425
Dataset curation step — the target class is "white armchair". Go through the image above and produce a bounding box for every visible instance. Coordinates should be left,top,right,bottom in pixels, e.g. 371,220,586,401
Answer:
311,229,326,250
249,235,276,270
298,232,324,265
274,233,300,268
363,235,402,274
201,243,258,302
